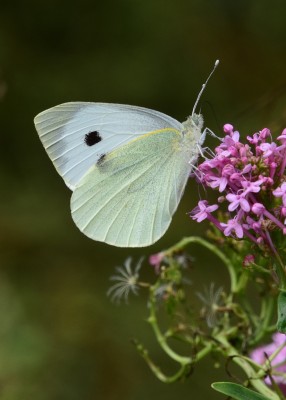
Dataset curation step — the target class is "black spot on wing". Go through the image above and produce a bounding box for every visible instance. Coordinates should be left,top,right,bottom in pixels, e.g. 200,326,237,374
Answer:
84,131,102,146
97,154,106,165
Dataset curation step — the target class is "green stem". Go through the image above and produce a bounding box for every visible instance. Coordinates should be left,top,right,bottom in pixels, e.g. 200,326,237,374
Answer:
250,297,275,346
196,343,213,361
148,283,191,365
144,283,214,382
274,258,286,291
235,270,249,293
163,236,238,293
265,230,286,289
216,334,280,400
134,340,191,383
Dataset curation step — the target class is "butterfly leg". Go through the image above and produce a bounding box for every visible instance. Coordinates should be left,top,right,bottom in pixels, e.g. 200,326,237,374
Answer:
195,144,207,159
194,144,215,161
200,127,222,145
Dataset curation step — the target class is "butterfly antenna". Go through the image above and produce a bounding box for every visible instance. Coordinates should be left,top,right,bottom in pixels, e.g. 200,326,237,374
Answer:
192,60,220,117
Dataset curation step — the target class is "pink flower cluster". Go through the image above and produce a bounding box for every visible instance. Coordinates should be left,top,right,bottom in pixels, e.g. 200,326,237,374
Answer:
250,333,286,389
191,124,286,247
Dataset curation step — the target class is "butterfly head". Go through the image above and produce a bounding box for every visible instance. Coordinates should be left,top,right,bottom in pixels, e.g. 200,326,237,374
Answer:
190,113,204,130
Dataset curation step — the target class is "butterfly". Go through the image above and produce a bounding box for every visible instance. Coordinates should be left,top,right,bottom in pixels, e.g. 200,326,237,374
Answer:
34,61,219,248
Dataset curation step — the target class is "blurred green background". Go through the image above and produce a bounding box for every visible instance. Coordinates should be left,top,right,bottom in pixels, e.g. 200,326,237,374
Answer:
1,1,286,399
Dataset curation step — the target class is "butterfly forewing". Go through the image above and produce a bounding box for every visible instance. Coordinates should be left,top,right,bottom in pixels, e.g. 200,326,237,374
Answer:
71,129,192,247
34,102,183,190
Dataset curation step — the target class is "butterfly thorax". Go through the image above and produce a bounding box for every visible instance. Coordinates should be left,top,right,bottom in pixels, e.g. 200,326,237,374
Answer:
180,113,204,160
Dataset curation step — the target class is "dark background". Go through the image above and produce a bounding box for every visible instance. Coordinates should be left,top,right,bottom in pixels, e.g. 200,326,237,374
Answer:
0,1,286,399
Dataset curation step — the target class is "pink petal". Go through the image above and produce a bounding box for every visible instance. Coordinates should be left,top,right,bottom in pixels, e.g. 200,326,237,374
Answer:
226,193,237,202
240,198,250,212
235,224,243,238
228,201,239,212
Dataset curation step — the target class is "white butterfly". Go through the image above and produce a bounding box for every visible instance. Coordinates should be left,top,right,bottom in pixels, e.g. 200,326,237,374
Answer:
34,61,219,248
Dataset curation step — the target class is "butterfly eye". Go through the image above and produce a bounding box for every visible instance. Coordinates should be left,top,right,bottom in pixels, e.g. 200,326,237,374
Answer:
84,131,102,146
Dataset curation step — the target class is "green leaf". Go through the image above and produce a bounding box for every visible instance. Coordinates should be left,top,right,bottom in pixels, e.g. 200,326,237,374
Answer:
211,382,271,400
277,290,286,333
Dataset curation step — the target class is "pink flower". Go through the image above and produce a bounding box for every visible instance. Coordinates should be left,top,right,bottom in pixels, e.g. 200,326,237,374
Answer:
273,183,286,206
250,333,286,386
241,179,263,194
259,142,278,158
247,133,260,145
149,252,164,266
191,125,286,247
223,123,240,141
217,131,240,157
190,201,218,222
220,218,244,238
226,193,250,212
149,252,165,273
208,175,228,192
277,128,286,143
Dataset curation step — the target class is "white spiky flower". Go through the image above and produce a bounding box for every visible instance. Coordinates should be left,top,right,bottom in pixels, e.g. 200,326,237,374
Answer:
107,257,143,304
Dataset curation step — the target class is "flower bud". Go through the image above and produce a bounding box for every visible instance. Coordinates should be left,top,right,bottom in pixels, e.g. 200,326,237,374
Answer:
252,203,265,216
223,124,234,134
257,237,264,245
260,128,270,140
243,254,255,267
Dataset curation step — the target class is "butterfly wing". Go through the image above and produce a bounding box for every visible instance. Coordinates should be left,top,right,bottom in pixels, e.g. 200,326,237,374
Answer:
71,128,193,247
34,102,183,190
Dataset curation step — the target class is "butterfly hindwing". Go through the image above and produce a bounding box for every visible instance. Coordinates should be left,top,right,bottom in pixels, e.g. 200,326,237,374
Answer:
71,128,192,247
34,102,183,190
